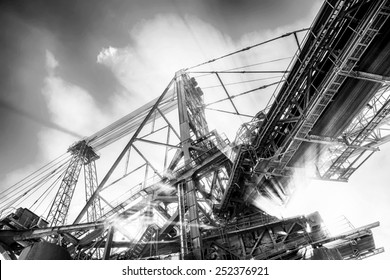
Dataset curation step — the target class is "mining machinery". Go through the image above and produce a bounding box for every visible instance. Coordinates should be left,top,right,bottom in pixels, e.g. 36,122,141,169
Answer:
1,0,389,260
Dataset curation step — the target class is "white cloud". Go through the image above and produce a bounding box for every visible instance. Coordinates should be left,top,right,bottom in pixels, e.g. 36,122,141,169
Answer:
41,75,108,137
97,15,237,102
45,49,58,74
96,46,118,64
38,50,124,159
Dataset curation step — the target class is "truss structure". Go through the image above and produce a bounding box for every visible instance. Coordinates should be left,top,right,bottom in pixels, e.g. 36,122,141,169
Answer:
1,0,389,260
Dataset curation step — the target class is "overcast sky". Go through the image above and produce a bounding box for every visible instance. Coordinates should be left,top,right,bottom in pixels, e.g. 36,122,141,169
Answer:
0,0,389,260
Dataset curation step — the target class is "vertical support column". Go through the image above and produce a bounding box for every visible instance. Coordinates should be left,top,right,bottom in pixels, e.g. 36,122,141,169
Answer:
47,141,86,227
84,159,102,222
177,182,188,257
175,70,203,259
163,126,171,170
185,180,202,258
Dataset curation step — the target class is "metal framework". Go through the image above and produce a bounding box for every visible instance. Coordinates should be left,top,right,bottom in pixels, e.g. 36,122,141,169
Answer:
84,159,102,222
218,0,390,214
46,142,86,227
46,141,103,227
1,0,390,261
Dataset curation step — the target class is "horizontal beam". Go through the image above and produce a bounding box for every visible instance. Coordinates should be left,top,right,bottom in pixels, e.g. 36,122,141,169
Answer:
295,136,379,151
311,221,380,247
188,70,289,74
0,221,106,241
340,70,390,84
152,195,178,203
135,138,181,149
205,107,255,118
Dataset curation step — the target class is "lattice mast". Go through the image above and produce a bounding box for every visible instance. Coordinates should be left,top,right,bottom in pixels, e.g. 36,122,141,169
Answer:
46,140,102,227
83,147,102,222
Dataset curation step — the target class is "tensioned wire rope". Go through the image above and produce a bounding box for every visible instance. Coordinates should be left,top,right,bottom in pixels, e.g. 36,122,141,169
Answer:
13,165,67,211
30,171,65,213
0,152,70,199
189,57,292,79
0,158,69,213
0,155,70,211
182,29,309,122
200,75,283,90
185,28,309,71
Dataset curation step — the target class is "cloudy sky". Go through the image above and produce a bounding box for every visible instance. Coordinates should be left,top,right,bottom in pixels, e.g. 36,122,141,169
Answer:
0,0,389,260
